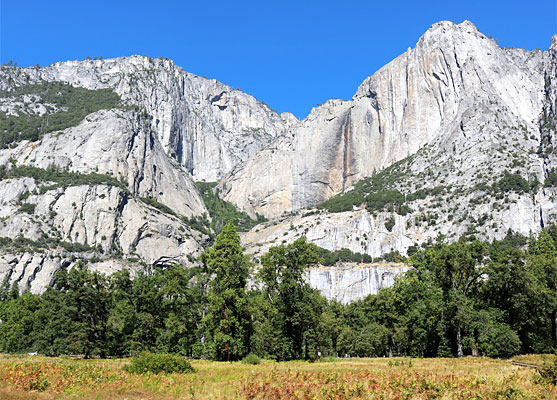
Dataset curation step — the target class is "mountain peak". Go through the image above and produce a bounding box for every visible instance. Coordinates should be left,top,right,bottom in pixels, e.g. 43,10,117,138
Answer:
417,20,485,48
550,34,557,52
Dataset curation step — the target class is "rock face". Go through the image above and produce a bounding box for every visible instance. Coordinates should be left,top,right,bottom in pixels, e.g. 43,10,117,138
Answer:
2,110,206,218
221,21,548,218
0,252,144,294
1,20,556,302
0,109,208,289
233,20,557,263
1,56,294,182
307,263,410,304
0,55,293,294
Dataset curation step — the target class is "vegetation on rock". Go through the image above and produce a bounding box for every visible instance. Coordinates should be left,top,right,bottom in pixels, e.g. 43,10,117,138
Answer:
0,81,121,149
0,164,128,193
195,181,266,234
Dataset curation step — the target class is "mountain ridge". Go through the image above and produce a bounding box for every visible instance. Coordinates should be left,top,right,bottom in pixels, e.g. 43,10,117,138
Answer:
0,20,556,301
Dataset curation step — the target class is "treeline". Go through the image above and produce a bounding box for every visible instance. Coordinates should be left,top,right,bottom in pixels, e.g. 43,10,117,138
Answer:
0,224,555,360
0,164,128,193
0,81,121,149
316,246,372,265
0,236,95,254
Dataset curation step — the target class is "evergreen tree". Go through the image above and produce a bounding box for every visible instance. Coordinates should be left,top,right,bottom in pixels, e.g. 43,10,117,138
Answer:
258,237,323,360
54,262,111,358
200,222,250,361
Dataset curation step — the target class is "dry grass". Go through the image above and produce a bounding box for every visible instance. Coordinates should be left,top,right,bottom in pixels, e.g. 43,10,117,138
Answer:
512,354,556,366
0,354,555,399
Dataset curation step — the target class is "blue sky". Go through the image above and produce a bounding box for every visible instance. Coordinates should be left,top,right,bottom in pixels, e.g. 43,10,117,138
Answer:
1,1,556,119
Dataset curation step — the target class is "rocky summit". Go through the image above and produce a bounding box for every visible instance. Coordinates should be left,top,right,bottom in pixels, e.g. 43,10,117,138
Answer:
0,21,555,302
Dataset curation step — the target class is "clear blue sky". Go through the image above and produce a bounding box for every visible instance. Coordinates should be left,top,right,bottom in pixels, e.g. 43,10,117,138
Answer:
1,0,556,119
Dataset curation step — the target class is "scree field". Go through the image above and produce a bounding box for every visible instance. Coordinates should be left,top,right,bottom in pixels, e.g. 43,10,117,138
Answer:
0,354,555,399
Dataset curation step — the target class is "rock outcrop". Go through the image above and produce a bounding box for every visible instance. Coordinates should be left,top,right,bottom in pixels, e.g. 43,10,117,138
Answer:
307,263,410,304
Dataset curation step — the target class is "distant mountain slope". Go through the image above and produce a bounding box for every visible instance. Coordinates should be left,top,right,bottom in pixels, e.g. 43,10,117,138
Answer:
221,21,550,218
0,55,293,292
1,55,295,181
0,20,555,300
237,21,556,265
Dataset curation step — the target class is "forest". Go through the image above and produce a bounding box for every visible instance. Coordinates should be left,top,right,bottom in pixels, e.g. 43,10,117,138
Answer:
0,223,555,361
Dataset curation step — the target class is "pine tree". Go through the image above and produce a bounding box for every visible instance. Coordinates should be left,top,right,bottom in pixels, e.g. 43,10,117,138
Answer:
200,222,250,361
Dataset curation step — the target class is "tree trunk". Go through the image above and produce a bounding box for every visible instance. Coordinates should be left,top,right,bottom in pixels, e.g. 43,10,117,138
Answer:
554,309,557,348
389,336,394,358
456,325,463,357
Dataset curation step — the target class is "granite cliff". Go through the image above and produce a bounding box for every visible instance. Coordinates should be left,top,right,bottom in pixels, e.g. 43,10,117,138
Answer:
0,20,556,301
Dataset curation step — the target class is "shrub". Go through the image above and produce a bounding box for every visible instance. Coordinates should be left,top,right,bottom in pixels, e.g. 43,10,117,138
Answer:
6,165,128,193
316,246,372,266
478,323,521,358
496,173,530,194
385,216,395,232
139,197,177,217
124,352,195,374
18,203,36,214
544,169,557,187
194,181,266,236
242,353,262,365
537,356,557,385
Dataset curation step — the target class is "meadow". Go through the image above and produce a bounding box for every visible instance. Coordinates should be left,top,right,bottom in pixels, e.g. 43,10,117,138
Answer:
0,354,555,399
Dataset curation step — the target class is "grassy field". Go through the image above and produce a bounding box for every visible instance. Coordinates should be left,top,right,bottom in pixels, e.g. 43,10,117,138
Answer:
0,354,555,399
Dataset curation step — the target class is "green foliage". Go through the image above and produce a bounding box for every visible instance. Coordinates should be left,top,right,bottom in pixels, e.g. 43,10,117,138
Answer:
0,236,95,254
0,264,205,357
1,164,128,192
315,246,372,266
200,223,251,361
255,238,324,360
384,216,395,232
17,203,36,214
317,190,364,213
125,352,195,374
181,214,211,237
317,159,443,214
241,353,262,365
0,81,121,149
477,321,521,357
195,181,266,235
139,197,177,217
380,250,405,263
0,224,555,361
544,168,557,187
496,173,530,194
